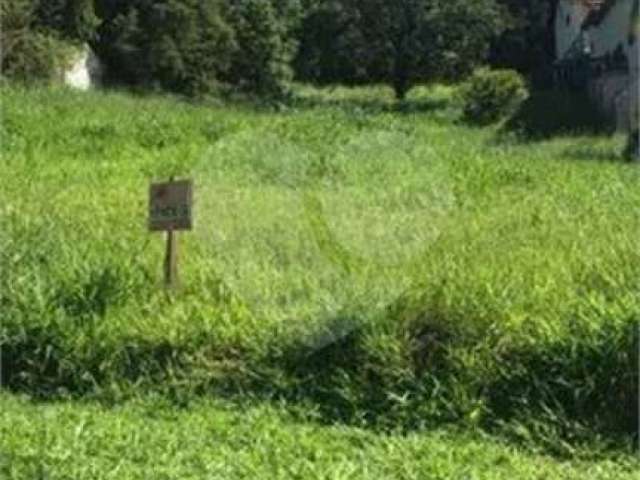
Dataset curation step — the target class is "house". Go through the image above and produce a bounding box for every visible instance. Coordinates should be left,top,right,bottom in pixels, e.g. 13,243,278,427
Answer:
555,0,639,130
555,0,604,61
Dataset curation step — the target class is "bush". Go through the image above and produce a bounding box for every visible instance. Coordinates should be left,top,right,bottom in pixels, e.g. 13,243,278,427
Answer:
95,0,235,97
293,1,368,86
223,0,301,98
34,0,100,43
503,90,611,141
459,68,528,125
94,0,299,98
0,0,78,84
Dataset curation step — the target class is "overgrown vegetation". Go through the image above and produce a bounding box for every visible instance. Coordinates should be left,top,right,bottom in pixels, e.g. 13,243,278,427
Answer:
503,90,612,140
459,68,528,125
94,0,301,98
2,393,638,479
0,0,84,84
4,0,561,99
1,0,301,97
94,0,236,97
295,0,506,99
1,85,636,457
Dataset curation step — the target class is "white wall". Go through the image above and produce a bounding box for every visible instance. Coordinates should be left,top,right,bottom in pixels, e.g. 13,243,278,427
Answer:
586,1,638,132
556,0,592,59
64,46,102,90
556,1,639,132
585,0,635,58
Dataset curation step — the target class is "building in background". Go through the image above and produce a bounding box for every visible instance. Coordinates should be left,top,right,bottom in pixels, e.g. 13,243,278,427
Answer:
555,0,639,131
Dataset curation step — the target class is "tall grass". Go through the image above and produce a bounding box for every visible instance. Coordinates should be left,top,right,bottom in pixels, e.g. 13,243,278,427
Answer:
0,84,637,453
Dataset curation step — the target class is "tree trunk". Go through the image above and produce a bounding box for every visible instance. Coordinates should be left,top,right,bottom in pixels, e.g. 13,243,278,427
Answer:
625,129,640,161
393,55,410,101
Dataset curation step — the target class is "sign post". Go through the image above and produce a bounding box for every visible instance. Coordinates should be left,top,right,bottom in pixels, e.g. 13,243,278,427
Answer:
149,178,193,289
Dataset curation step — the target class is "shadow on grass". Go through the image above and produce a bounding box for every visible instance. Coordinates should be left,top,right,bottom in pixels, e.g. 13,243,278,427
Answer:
291,96,451,116
561,144,627,163
498,90,614,143
2,307,637,457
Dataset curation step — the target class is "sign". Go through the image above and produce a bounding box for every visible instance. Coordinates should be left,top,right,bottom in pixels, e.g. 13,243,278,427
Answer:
148,178,193,290
149,179,193,231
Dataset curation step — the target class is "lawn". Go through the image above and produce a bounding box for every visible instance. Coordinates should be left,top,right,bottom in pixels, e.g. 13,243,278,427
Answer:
1,393,638,480
0,83,638,476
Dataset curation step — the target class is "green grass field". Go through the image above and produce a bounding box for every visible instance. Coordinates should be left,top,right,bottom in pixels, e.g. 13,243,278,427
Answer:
2,393,638,480
0,84,638,478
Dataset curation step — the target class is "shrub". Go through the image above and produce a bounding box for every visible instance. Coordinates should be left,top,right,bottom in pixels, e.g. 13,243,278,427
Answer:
33,0,100,43
503,90,611,140
0,0,78,83
95,0,235,97
223,0,301,98
94,0,299,98
294,0,506,100
459,68,528,125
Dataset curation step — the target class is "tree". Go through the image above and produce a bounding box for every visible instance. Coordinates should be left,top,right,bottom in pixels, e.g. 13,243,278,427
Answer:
94,0,235,96
224,0,302,97
94,0,299,98
489,0,559,86
295,0,506,100
34,0,100,43
294,0,367,85
1,0,88,83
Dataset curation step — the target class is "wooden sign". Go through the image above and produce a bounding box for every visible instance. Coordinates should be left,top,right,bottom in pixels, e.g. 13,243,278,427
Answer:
149,178,193,290
149,179,193,232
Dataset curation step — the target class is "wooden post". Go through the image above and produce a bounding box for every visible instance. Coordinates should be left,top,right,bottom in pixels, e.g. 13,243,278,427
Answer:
149,176,192,291
164,228,178,289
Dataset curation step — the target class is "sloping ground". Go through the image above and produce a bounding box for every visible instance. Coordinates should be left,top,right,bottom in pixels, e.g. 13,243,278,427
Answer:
1,394,638,480
0,85,638,455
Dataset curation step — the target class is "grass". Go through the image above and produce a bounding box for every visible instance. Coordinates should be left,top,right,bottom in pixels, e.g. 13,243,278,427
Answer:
1,393,638,480
0,83,638,465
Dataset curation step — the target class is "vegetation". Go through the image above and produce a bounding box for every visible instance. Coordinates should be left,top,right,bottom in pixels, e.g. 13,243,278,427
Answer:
504,90,612,141
0,0,597,100
223,0,301,98
94,0,236,97
1,85,637,460
2,393,638,479
459,68,528,125
94,0,301,98
295,0,506,99
490,0,559,85
2,0,636,476
0,0,85,84
34,0,100,43
1,0,300,97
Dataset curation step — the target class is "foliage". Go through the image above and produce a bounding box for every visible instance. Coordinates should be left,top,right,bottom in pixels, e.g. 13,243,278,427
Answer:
33,0,101,43
294,0,368,85
223,0,302,98
0,84,636,453
490,0,558,85
458,68,528,125
294,0,507,99
93,0,299,98
0,0,79,84
94,0,235,97
2,393,639,479
503,90,611,140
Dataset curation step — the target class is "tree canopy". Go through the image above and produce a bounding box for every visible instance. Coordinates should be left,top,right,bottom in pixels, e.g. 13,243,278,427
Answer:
295,0,507,99
3,0,564,98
